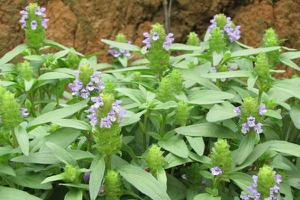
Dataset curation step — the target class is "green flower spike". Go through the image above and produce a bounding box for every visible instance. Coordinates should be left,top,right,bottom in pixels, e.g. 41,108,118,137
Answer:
104,170,122,200
209,27,226,53
145,144,165,174
210,139,232,174
187,32,200,46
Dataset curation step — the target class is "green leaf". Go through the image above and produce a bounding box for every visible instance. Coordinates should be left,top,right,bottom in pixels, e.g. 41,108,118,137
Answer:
231,46,280,57
11,151,59,165
206,102,238,122
0,44,28,66
193,193,221,200
157,168,167,190
236,143,270,170
0,164,16,176
46,142,77,165
229,172,252,191
29,100,88,127
165,153,192,169
51,119,91,130
14,123,29,156
118,164,171,200
264,110,282,119
232,133,256,165
39,72,74,80
175,123,236,138
169,43,204,51
188,90,235,105
120,111,145,127
9,171,52,190
158,134,189,158
200,70,250,79
106,66,149,73
64,189,83,200
167,174,187,200
269,140,300,157
0,186,41,200
290,106,300,129
186,136,205,156
280,55,300,71
89,156,105,200
42,173,65,184
101,39,140,52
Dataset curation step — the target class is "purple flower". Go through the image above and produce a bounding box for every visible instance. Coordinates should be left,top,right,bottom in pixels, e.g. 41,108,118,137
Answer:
108,48,121,57
142,32,151,49
108,111,116,122
100,117,112,128
254,123,263,134
68,79,83,95
83,172,90,183
210,166,222,176
30,20,38,30
20,108,29,117
41,18,49,29
259,104,267,116
152,32,159,41
247,116,256,127
35,6,46,17
80,88,90,99
241,123,250,134
234,106,241,115
163,32,174,50
275,175,282,184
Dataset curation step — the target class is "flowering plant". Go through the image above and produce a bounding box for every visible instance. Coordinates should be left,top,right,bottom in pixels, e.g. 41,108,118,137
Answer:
0,4,300,200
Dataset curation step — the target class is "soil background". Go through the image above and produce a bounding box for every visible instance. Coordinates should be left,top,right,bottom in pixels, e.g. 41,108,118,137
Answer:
1,0,300,75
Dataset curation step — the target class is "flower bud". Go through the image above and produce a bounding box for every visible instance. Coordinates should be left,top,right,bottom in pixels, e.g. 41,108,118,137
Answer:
210,139,232,174
186,32,200,46
174,101,189,126
262,28,280,65
103,80,116,95
145,144,164,173
115,33,127,43
63,164,81,183
17,61,33,81
214,14,228,29
79,64,94,85
65,51,80,69
0,90,22,130
157,69,183,102
104,170,122,200
255,53,273,92
209,27,226,53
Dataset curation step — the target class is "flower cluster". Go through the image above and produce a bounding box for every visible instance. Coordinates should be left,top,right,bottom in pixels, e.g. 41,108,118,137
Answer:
108,41,132,58
20,5,48,30
142,32,174,50
210,166,222,176
208,14,241,42
234,104,266,134
68,73,104,99
240,173,282,200
87,97,126,129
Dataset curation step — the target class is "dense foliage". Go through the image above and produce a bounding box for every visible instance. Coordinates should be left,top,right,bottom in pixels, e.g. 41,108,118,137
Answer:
0,3,300,200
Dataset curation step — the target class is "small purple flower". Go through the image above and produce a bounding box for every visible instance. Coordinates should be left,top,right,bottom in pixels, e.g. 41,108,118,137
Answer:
80,88,90,99
30,20,38,30
35,6,46,17
163,32,174,50
234,106,241,115
86,82,95,91
152,32,159,41
107,111,116,122
210,166,222,176
254,123,263,134
241,122,250,134
20,108,29,117
259,104,267,116
100,117,112,128
247,116,256,127
83,172,90,183
240,194,250,200
142,32,151,49
41,18,49,29
275,175,282,184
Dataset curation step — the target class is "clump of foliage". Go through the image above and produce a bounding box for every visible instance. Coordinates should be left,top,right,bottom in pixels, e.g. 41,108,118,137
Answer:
0,4,299,200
